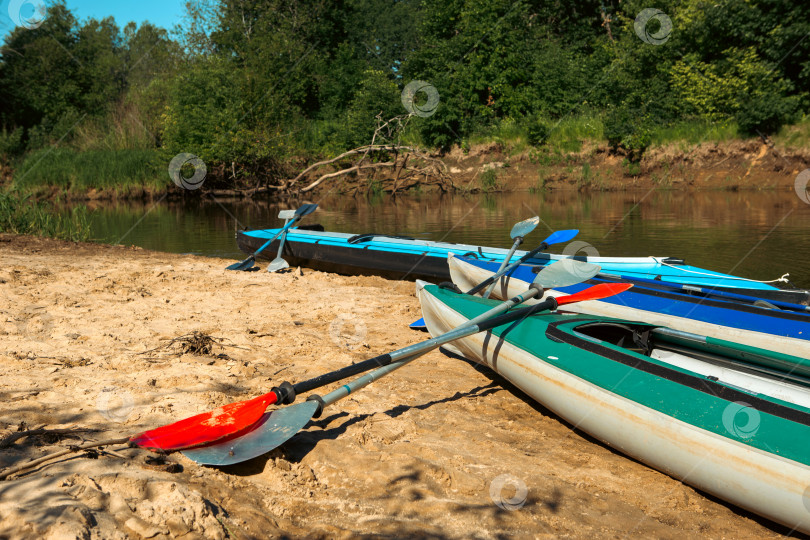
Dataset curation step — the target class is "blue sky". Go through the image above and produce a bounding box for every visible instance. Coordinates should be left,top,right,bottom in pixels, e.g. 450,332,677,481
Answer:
2,0,188,36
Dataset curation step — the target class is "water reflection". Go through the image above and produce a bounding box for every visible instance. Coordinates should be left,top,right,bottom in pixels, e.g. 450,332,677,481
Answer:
74,190,810,286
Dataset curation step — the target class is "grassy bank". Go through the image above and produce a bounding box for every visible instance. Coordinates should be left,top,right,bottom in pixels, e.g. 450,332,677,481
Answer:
5,115,808,198
0,191,91,242
12,148,165,196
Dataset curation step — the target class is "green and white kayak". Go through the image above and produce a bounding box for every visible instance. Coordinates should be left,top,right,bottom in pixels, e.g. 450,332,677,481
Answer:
417,281,810,533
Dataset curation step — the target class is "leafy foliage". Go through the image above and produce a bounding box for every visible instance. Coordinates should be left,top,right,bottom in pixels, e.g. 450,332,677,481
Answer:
0,0,808,189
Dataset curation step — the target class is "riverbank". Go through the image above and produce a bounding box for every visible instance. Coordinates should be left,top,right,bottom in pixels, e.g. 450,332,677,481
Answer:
0,234,796,538
3,128,810,202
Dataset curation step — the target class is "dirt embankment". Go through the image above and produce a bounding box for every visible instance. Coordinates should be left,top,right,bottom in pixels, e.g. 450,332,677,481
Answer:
439,139,810,194
0,235,798,539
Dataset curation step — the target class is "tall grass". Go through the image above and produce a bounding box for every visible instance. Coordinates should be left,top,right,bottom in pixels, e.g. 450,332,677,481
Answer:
546,115,604,152
468,114,604,155
13,148,164,192
469,117,528,153
464,114,755,155
773,115,810,148
649,120,739,145
0,191,91,241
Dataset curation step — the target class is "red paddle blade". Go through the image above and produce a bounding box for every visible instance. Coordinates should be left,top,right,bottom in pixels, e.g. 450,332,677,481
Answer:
130,391,277,451
557,283,633,306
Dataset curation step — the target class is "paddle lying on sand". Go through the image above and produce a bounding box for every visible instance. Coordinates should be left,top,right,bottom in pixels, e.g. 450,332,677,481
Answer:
130,260,600,452
226,204,318,271
482,216,539,299
409,227,580,329
182,280,632,465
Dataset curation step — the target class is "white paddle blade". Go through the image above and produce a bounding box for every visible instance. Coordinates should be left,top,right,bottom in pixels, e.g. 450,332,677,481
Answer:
278,210,296,219
267,258,290,273
510,216,540,239
533,260,601,289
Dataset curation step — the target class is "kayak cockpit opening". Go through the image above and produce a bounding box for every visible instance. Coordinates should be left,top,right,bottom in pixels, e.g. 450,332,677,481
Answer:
572,322,654,356
570,320,810,391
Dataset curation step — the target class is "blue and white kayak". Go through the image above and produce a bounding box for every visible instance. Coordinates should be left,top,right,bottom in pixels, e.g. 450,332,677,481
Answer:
448,254,810,357
236,227,809,304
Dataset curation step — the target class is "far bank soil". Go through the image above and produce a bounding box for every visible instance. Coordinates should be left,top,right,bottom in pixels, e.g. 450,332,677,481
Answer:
0,234,798,539
9,138,810,202
438,139,810,194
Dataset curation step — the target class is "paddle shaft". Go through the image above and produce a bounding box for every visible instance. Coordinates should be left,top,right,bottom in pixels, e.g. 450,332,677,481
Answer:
239,204,317,263
483,236,524,299
251,217,300,258
277,259,604,403
274,215,293,259
466,242,550,296
270,285,545,405
308,293,560,415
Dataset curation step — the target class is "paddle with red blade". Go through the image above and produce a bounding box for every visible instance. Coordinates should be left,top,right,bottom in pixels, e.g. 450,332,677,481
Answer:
130,259,600,452
181,281,633,465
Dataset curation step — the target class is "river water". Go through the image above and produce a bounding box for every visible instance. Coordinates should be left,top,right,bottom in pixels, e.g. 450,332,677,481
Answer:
78,189,810,287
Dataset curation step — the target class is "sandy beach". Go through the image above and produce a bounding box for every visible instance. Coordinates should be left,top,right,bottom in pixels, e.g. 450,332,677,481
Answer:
0,234,796,539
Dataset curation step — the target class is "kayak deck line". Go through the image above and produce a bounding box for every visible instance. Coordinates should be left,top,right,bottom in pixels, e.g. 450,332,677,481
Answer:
236,227,808,302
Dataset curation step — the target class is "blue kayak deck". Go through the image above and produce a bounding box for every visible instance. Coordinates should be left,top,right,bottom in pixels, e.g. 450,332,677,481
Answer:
236,227,809,304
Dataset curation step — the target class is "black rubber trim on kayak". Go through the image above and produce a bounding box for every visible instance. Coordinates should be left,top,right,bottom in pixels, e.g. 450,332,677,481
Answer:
347,233,417,244
545,321,810,428
298,224,325,232
439,282,462,293
306,394,326,418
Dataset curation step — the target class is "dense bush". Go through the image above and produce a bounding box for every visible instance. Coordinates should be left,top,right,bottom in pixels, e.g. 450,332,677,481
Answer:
0,0,808,189
603,107,651,162
527,118,551,147
736,95,799,136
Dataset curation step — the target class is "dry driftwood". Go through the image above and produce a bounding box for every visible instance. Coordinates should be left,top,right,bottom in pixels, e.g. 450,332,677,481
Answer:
0,426,97,448
284,114,453,195
0,436,131,480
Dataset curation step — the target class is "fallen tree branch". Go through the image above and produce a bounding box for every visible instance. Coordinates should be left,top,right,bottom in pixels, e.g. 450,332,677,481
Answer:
0,437,131,480
0,426,97,448
284,114,453,194
286,145,420,189
300,162,396,192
